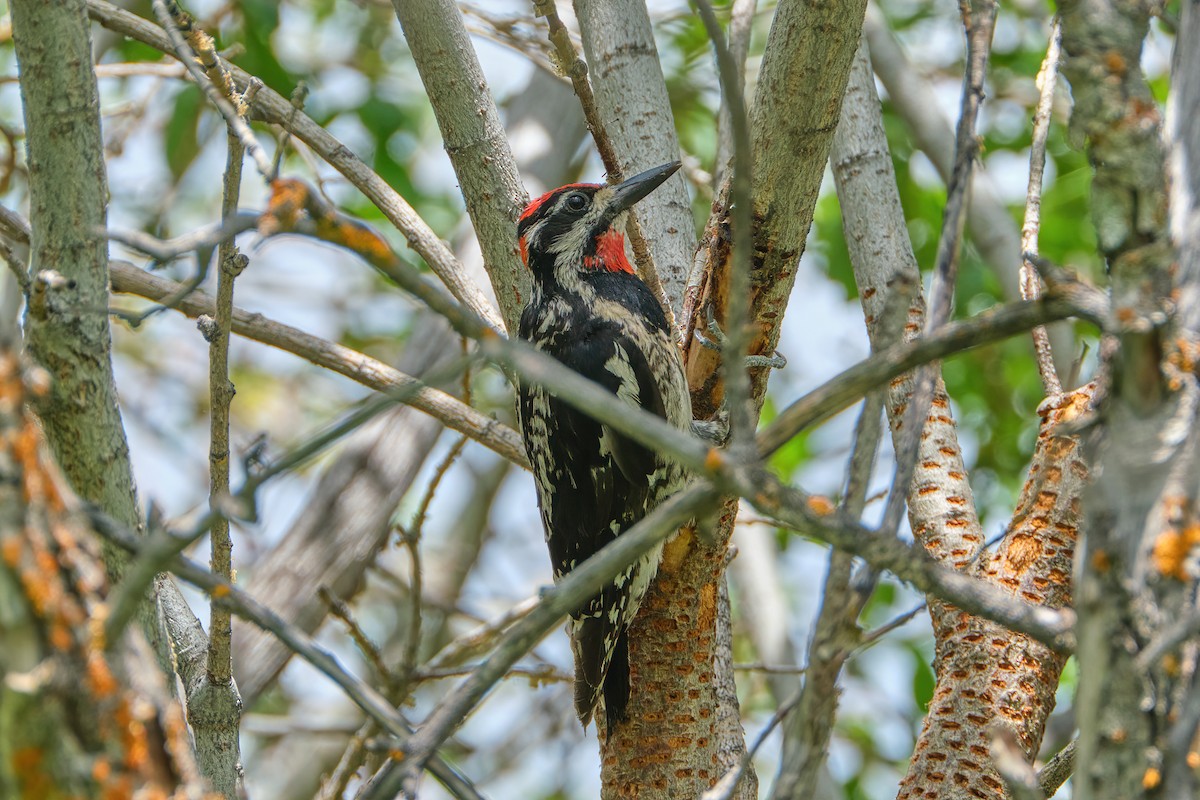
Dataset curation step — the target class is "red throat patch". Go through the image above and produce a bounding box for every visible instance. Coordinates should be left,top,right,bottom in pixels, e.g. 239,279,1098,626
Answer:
583,229,634,274
518,234,529,267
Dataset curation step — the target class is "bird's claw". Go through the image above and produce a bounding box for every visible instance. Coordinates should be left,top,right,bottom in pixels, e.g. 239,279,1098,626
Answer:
695,305,786,371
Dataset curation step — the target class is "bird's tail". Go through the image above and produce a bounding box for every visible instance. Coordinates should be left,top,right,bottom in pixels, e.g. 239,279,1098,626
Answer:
572,623,630,734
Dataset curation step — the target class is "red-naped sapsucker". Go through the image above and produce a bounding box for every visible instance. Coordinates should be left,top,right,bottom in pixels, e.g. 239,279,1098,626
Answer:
515,162,691,732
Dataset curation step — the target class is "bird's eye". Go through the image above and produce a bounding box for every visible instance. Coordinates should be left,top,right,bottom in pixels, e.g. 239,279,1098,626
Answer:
565,193,589,212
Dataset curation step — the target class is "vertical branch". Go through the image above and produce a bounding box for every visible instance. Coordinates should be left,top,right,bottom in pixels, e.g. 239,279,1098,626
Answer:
1020,19,1065,395
392,0,529,332
572,0,697,314
713,0,757,190
1058,0,1185,796
10,0,192,684
928,0,997,330
772,388,886,798
530,0,671,321
151,3,248,792
897,0,996,567
831,38,984,585
694,0,754,450
206,135,247,688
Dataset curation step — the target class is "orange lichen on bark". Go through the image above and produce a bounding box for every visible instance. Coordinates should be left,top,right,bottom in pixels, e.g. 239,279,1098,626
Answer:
807,494,836,516
0,352,198,798
1150,495,1200,580
263,178,403,275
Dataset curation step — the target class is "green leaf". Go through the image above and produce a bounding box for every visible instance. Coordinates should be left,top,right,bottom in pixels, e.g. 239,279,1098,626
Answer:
164,85,203,180
909,642,935,710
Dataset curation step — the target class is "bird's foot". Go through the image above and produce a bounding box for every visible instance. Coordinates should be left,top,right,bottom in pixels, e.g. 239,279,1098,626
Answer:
695,306,787,370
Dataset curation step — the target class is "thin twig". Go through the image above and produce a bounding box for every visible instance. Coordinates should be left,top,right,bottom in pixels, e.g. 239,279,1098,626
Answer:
701,689,803,800
1020,17,1064,394
150,0,273,178
397,435,469,694
928,0,997,333
319,587,393,687
729,663,809,675
104,212,259,264
88,510,487,800
1036,738,1077,798
856,602,927,649
412,664,572,684
365,486,722,800
425,596,541,670
205,124,246,689
694,0,755,452
108,261,529,467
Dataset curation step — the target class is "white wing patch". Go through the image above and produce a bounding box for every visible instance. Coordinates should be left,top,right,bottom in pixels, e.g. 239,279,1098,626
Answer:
599,344,642,461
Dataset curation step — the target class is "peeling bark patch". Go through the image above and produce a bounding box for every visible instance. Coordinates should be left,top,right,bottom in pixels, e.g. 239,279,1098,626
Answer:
1004,533,1043,573
697,582,717,631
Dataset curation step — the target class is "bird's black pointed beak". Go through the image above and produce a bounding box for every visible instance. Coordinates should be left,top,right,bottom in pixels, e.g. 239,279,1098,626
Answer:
608,161,681,215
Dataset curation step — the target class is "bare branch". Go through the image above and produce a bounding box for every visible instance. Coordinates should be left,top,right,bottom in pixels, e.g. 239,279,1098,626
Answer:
1037,738,1077,798
206,127,245,689
149,0,272,179
86,0,506,333
189,108,249,793
530,0,669,314
89,510,488,800
108,261,529,467
1021,18,1065,395
392,0,528,331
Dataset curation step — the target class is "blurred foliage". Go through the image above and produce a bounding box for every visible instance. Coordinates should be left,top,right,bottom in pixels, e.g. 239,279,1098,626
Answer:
0,0,1166,796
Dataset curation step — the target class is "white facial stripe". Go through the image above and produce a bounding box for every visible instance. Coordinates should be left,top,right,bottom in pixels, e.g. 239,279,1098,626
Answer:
524,184,630,289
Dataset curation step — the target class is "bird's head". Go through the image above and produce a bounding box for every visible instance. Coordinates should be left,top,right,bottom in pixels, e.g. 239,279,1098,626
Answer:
517,161,680,288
